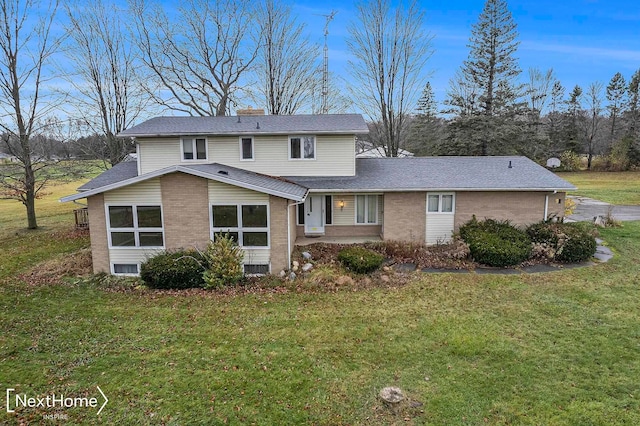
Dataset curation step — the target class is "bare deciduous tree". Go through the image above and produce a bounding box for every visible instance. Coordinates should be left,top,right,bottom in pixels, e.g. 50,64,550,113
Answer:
65,0,150,167
584,82,604,170
347,0,432,157
255,0,319,115
0,0,61,229
130,0,259,116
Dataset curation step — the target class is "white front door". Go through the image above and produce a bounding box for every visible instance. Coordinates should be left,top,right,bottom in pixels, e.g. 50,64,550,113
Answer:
304,195,324,235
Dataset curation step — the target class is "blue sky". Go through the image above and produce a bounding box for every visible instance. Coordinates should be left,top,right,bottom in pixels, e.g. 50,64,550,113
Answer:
290,0,640,107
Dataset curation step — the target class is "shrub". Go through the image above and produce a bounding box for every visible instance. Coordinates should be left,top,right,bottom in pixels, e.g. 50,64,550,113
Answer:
337,246,384,274
140,249,208,289
526,222,597,263
203,233,244,289
460,218,531,267
559,150,583,171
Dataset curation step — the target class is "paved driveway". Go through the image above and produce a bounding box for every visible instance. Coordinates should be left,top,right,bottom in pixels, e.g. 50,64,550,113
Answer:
568,196,640,222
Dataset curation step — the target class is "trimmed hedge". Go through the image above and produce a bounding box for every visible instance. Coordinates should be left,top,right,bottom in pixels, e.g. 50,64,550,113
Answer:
140,249,208,289
526,222,597,263
338,246,384,274
460,217,532,267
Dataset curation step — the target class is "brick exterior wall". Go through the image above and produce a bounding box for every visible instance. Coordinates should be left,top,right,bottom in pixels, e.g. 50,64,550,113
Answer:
269,195,289,272
88,194,109,273
454,191,555,230
382,192,426,243
160,173,210,250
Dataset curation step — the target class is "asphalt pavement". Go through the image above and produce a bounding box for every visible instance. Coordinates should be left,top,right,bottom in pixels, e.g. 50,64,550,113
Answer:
567,196,640,222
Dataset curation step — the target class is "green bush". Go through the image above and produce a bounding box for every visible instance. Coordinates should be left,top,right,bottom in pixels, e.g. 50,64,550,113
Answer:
460,217,531,267
337,246,384,274
203,233,244,289
140,249,208,289
527,222,597,263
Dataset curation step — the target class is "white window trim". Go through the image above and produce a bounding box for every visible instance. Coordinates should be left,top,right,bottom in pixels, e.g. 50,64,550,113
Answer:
111,263,140,276
180,136,208,162
354,194,379,225
105,204,165,249
210,203,270,249
426,193,456,214
288,135,316,160
239,136,254,161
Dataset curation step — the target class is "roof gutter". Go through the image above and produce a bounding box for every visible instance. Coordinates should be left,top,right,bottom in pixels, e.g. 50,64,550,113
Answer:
304,187,576,193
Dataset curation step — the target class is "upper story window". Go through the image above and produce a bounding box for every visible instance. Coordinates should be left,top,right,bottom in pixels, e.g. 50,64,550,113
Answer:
107,205,164,248
289,135,315,160
182,137,207,160
240,136,254,160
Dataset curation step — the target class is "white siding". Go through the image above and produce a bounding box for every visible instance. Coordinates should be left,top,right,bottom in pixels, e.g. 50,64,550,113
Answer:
137,134,356,176
109,248,164,267
426,215,455,245
104,179,161,204
332,195,355,226
208,180,269,203
242,249,270,265
139,138,181,174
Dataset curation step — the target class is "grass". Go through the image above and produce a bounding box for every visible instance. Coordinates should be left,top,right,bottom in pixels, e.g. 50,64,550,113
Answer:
2,174,640,424
558,171,640,205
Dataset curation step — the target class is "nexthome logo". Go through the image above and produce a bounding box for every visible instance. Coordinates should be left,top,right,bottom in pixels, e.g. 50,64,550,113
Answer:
5,386,108,415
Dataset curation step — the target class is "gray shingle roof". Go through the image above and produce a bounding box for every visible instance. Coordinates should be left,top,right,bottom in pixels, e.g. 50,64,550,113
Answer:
118,114,369,138
286,156,576,191
183,163,308,200
77,160,138,191
62,162,308,202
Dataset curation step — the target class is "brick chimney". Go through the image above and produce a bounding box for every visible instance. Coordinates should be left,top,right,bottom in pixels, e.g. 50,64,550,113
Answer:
236,106,265,116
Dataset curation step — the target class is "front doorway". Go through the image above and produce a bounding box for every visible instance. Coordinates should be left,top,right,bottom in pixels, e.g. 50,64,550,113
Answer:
304,195,325,235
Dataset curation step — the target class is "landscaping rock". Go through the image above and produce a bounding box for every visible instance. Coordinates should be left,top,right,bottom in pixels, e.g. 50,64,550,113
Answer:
288,271,297,281
383,266,391,272
279,270,286,278
302,251,312,260
292,265,299,271
302,263,313,272
380,275,390,282
379,387,404,404
292,260,300,268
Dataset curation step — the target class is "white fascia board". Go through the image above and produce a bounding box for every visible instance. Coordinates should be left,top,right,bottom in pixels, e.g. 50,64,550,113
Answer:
60,165,308,203
305,187,576,193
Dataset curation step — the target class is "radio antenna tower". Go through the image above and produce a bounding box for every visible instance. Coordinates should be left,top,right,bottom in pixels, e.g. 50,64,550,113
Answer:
318,10,337,114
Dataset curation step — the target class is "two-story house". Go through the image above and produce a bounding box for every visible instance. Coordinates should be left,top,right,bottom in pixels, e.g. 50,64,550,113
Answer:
61,113,575,275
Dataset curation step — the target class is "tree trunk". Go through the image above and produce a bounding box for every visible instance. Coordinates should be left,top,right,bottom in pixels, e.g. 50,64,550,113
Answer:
24,160,38,229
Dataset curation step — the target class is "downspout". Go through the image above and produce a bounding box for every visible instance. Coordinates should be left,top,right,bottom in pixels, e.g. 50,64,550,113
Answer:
287,198,307,270
544,194,549,221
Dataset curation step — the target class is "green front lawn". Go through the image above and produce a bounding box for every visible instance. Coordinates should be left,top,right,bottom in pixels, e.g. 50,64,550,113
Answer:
2,221,640,424
559,171,640,205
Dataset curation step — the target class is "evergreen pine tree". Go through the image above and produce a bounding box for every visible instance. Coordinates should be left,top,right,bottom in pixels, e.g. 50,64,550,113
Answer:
408,82,442,156
606,72,627,149
565,85,584,153
445,0,523,156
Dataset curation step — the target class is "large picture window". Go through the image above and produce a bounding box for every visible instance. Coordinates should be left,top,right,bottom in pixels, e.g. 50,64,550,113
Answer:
289,136,315,159
355,195,378,224
107,205,164,247
211,204,269,247
182,137,207,160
